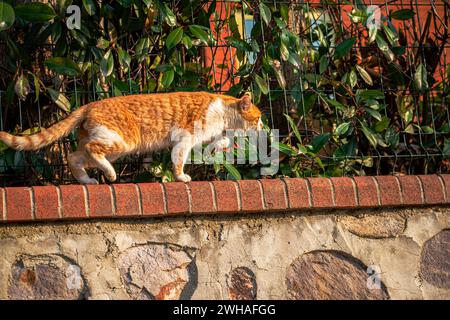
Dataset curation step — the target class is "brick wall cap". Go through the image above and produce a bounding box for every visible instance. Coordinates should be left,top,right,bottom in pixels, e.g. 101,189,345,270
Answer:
1,175,449,223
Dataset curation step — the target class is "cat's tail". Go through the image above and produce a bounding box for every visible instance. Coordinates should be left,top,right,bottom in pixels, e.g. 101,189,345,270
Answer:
0,105,89,151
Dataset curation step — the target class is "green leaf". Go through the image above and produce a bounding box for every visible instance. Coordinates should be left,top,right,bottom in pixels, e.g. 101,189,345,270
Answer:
100,50,114,77
280,4,289,21
360,121,378,148
284,114,301,142
227,83,243,98
269,59,286,89
20,126,40,136
298,145,308,155
135,37,150,62
0,1,15,31
404,124,415,134
189,25,211,45
421,126,434,134
383,25,399,46
287,50,301,68
441,123,450,134
70,28,88,47
349,9,364,23
117,46,131,69
15,3,56,23
356,65,373,86
224,163,241,180
365,107,382,121
160,2,177,27
368,24,377,43
14,74,30,100
161,69,174,88
296,91,316,116
250,39,260,52
335,122,351,136
402,109,414,125
377,136,389,149
319,55,329,74
259,2,271,25
182,35,193,49
229,14,241,39
51,22,62,43
56,0,70,13
273,142,297,156
356,89,384,102
225,36,252,52
280,41,289,61
48,88,70,112
166,27,183,50
0,141,8,153
324,97,346,111
349,69,357,88
391,9,415,21
44,57,80,76
376,33,395,62
274,17,287,30
255,74,269,95
309,133,330,154
367,102,381,110
82,0,96,15
374,117,390,133
334,37,356,60
385,127,400,149
414,63,428,91
334,137,357,159
357,157,374,168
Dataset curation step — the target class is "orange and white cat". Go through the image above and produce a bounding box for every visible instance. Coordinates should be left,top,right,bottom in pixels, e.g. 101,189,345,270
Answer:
0,92,263,184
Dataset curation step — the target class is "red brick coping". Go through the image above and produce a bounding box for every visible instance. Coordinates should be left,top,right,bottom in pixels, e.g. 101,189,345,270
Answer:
1,175,449,223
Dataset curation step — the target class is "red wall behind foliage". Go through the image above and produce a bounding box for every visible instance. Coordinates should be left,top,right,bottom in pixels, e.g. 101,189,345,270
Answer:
204,1,448,91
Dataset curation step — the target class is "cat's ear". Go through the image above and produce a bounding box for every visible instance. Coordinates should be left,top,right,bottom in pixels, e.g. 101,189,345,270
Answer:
239,95,252,111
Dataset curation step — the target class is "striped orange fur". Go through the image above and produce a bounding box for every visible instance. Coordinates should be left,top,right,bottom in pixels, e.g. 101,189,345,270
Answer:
0,92,262,184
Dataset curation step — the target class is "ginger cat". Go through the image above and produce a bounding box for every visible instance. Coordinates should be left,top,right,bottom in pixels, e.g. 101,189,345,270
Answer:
0,92,262,184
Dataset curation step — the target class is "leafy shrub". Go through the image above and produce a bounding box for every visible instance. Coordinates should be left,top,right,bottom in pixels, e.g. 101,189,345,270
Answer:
0,0,448,185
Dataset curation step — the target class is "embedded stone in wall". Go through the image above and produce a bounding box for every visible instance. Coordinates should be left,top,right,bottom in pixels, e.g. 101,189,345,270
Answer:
117,244,195,300
228,267,257,300
286,250,389,300
339,212,405,238
8,254,86,300
420,229,450,289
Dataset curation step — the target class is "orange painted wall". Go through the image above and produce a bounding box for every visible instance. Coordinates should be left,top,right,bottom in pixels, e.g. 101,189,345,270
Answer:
204,2,239,91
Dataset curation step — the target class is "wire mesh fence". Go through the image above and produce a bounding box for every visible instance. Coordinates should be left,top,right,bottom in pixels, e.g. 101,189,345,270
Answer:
0,0,449,186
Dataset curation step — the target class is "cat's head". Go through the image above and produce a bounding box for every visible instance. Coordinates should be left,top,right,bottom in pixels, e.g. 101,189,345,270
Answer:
235,95,264,131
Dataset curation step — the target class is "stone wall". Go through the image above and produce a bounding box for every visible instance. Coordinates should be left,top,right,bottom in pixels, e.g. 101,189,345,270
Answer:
1,206,449,300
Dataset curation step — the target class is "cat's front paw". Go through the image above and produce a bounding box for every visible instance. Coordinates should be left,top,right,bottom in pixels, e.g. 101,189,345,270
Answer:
105,171,117,182
83,178,99,185
175,174,192,183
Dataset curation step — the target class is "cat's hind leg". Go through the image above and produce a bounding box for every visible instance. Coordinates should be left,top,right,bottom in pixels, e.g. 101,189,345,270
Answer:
84,142,119,182
67,151,99,184
171,136,193,182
